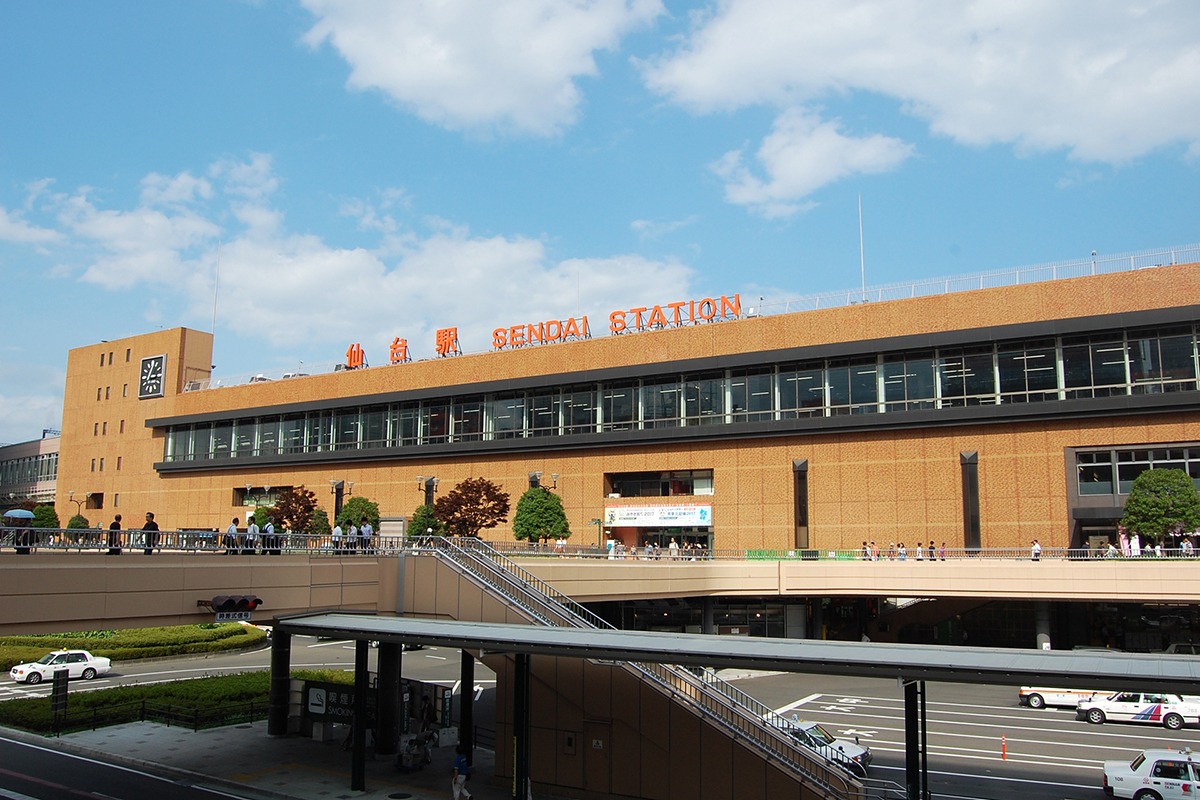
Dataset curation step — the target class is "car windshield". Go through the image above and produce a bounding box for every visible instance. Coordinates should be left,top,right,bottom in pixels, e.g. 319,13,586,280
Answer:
35,654,58,665
805,724,836,746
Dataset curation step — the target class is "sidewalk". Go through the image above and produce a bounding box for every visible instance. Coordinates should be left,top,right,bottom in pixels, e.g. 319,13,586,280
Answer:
31,721,506,800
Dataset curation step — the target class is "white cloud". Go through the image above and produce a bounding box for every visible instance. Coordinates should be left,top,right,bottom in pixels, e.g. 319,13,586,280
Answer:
0,207,60,244
643,0,1200,163
300,0,664,135
711,108,913,218
631,215,699,239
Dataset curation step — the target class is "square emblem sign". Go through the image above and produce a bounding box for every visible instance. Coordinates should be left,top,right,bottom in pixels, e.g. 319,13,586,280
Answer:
138,354,167,399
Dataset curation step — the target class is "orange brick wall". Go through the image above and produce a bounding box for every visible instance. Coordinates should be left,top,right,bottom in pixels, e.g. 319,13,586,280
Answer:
54,263,1200,549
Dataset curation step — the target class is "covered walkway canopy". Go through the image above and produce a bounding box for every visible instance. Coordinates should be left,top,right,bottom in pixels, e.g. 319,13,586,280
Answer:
270,612,1200,800
274,612,1200,692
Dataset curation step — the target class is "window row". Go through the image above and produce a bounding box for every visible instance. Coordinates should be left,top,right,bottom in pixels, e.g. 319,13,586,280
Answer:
1076,447,1200,497
162,324,1200,462
0,452,59,487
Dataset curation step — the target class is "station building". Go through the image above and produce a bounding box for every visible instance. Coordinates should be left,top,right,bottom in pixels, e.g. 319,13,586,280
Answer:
54,254,1200,560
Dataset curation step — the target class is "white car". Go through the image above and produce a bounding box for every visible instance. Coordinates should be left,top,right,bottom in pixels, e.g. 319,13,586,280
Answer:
1020,687,1108,709
9,650,112,684
769,714,872,777
1104,748,1199,799
1078,692,1200,730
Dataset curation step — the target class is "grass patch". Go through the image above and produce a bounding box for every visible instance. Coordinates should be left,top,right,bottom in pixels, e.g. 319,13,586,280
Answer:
0,623,267,671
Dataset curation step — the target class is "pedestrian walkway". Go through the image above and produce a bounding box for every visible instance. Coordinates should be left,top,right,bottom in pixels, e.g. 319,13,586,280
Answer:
22,721,505,800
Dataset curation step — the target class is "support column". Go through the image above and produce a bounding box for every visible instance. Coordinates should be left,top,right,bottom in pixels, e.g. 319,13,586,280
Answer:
701,597,715,635
904,679,930,800
460,649,475,761
513,653,530,800
351,640,369,792
267,630,292,737
1035,601,1052,650
376,643,402,756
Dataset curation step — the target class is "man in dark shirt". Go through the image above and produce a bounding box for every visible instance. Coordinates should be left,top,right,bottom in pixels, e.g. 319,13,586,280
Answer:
143,511,160,555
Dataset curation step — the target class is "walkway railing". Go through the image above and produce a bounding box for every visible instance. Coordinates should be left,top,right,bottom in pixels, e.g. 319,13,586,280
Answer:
422,536,904,800
0,527,1181,564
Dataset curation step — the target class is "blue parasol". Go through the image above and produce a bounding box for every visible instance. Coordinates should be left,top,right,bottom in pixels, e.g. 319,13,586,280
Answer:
2,509,34,519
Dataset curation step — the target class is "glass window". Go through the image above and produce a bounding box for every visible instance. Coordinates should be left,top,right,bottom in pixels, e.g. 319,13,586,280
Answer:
562,385,597,435
1064,335,1127,398
168,427,191,462
683,372,724,425
452,396,484,441
602,382,636,431
306,411,332,452
779,362,824,418
730,367,774,422
362,405,387,448
234,418,256,457
258,415,280,456
334,410,359,450
642,378,681,428
848,356,879,414
528,391,558,437
939,346,996,406
883,351,935,411
393,403,419,446
489,393,526,439
997,338,1057,403
212,422,233,459
826,359,851,415
280,414,305,453
421,401,449,444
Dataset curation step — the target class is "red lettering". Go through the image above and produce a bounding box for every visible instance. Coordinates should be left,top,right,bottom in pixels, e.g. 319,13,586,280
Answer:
697,298,717,321
563,318,579,338
720,294,741,318
630,307,648,330
510,325,525,347
545,319,561,341
609,310,627,334
647,305,668,328
492,328,506,348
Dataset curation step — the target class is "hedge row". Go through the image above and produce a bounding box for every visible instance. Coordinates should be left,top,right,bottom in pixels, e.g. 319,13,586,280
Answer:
0,624,268,671
0,669,354,733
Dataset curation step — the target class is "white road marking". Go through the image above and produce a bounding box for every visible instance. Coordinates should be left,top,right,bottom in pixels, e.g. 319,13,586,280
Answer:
773,693,822,714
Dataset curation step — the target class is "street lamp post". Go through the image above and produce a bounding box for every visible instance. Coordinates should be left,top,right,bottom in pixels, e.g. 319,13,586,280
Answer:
415,476,438,507
590,518,604,548
67,491,85,516
330,480,354,521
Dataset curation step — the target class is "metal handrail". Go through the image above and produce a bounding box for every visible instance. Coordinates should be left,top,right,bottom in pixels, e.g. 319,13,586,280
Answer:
426,536,870,798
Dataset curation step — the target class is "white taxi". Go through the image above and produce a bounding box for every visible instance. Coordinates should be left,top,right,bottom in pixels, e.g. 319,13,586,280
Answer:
1078,692,1200,730
1020,687,1107,709
1104,748,1199,800
9,650,112,685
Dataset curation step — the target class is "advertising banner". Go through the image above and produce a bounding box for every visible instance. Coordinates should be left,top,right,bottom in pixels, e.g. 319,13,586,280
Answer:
603,505,712,527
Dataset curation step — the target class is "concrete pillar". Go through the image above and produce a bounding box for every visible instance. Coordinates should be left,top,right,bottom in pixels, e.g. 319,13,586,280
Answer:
460,649,475,760
785,601,807,639
1035,601,1052,650
701,597,715,635
267,630,291,737
375,643,402,756
351,640,369,792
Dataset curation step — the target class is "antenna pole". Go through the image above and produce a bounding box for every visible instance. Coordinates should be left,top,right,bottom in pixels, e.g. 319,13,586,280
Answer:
211,239,221,335
858,194,866,302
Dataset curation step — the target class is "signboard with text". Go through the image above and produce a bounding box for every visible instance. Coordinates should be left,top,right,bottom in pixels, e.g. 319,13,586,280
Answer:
603,505,713,527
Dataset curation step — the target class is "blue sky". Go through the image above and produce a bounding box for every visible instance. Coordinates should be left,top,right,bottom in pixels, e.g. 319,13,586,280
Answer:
2,1,1198,444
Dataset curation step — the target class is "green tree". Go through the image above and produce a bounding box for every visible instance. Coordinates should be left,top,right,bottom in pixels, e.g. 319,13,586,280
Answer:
274,486,318,533
1121,468,1200,544
308,507,332,537
434,477,510,537
32,505,59,529
512,488,570,542
338,496,380,529
409,504,444,537
252,507,270,528
66,513,91,529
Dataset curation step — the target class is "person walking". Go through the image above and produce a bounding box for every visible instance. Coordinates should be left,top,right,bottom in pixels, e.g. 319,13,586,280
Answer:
225,518,239,555
331,521,343,554
245,516,260,555
142,512,160,555
452,745,473,799
107,514,122,555
263,515,277,554
928,540,936,561
1031,539,1041,561
358,516,373,554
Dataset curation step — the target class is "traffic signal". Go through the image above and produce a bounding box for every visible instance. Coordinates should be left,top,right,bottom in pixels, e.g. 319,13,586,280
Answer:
211,595,264,613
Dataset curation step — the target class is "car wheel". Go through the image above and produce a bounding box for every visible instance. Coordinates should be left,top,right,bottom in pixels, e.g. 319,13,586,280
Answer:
1026,694,1045,709
1134,790,1163,800
25,672,42,685
81,668,97,680
1163,712,1184,730
1086,708,1106,724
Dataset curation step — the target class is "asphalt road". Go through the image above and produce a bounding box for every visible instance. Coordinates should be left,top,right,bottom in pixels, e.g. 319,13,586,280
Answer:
734,672,1200,800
